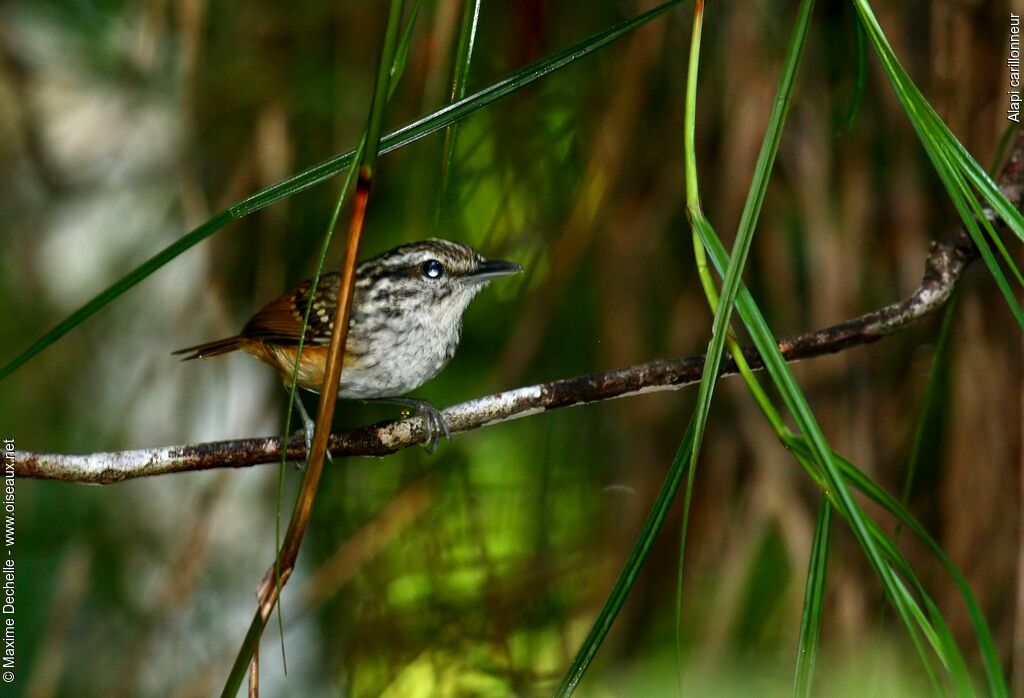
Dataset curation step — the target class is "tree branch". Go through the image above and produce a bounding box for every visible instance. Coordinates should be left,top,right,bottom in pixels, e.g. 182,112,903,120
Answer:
16,138,1024,485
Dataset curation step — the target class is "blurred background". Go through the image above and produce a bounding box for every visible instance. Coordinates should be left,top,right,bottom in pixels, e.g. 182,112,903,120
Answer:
1,0,1022,695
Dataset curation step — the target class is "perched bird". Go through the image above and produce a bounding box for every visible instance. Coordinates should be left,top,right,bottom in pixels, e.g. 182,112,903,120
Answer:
174,239,522,452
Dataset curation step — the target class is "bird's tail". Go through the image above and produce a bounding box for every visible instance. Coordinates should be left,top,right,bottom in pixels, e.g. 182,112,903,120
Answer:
172,336,245,361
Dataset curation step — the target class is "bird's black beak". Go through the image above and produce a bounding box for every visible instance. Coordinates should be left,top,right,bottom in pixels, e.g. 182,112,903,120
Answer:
468,259,523,283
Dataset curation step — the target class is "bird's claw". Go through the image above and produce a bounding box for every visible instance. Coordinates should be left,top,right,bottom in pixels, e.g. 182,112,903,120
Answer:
297,423,313,471
416,402,450,454
297,411,331,470
393,399,449,453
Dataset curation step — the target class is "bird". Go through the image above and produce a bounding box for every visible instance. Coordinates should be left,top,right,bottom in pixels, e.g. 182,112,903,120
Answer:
174,238,522,454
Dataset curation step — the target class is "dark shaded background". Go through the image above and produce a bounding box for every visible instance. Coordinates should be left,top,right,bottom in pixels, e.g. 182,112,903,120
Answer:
1,1,1021,695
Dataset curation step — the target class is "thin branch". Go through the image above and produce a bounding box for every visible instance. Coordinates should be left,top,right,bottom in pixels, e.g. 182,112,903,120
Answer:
15,137,1024,486
6,219,978,483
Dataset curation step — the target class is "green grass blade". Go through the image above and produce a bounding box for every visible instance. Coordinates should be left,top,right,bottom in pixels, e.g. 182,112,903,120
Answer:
853,0,1024,246
841,13,867,132
885,570,948,692
678,2,813,685
924,119,1024,327
832,448,1008,696
693,216,958,684
793,498,832,698
449,0,482,102
230,0,684,215
783,434,1007,696
358,1,406,178
900,294,957,509
683,0,960,683
988,123,1019,174
554,416,697,697
0,0,685,381
798,449,962,693
434,0,483,224
851,0,1024,330
676,7,707,689
685,0,815,493
865,520,974,695
387,0,423,101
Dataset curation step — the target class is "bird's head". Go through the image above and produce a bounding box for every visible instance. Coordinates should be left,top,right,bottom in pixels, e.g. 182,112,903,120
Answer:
354,238,522,327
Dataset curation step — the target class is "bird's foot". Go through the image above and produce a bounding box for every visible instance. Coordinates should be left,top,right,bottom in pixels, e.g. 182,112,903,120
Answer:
293,392,331,469
301,422,334,466
378,398,450,453
417,401,450,454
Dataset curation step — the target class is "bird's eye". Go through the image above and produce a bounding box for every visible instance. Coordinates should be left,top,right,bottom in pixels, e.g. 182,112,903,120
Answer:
421,259,445,279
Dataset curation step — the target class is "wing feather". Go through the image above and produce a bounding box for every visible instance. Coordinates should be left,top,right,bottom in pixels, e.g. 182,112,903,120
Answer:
241,273,340,345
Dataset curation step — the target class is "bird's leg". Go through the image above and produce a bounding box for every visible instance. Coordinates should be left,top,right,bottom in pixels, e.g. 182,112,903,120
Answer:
291,390,332,466
370,397,450,453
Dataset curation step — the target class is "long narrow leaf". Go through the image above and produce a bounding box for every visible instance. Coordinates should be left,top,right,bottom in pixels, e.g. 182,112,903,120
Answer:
555,417,697,697
835,448,1007,695
792,498,832,698
685,0,815,517
0,0,686,381
693,211,963,685
900,294,957,509
865,519,974,695
676,2,816,688
684,0,958,683
783,434,1006,696
434,0,483,223
851,0,1024,331
387,0,424,101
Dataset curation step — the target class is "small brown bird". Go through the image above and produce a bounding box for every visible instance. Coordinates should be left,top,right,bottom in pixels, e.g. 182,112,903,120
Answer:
175,239,522,452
